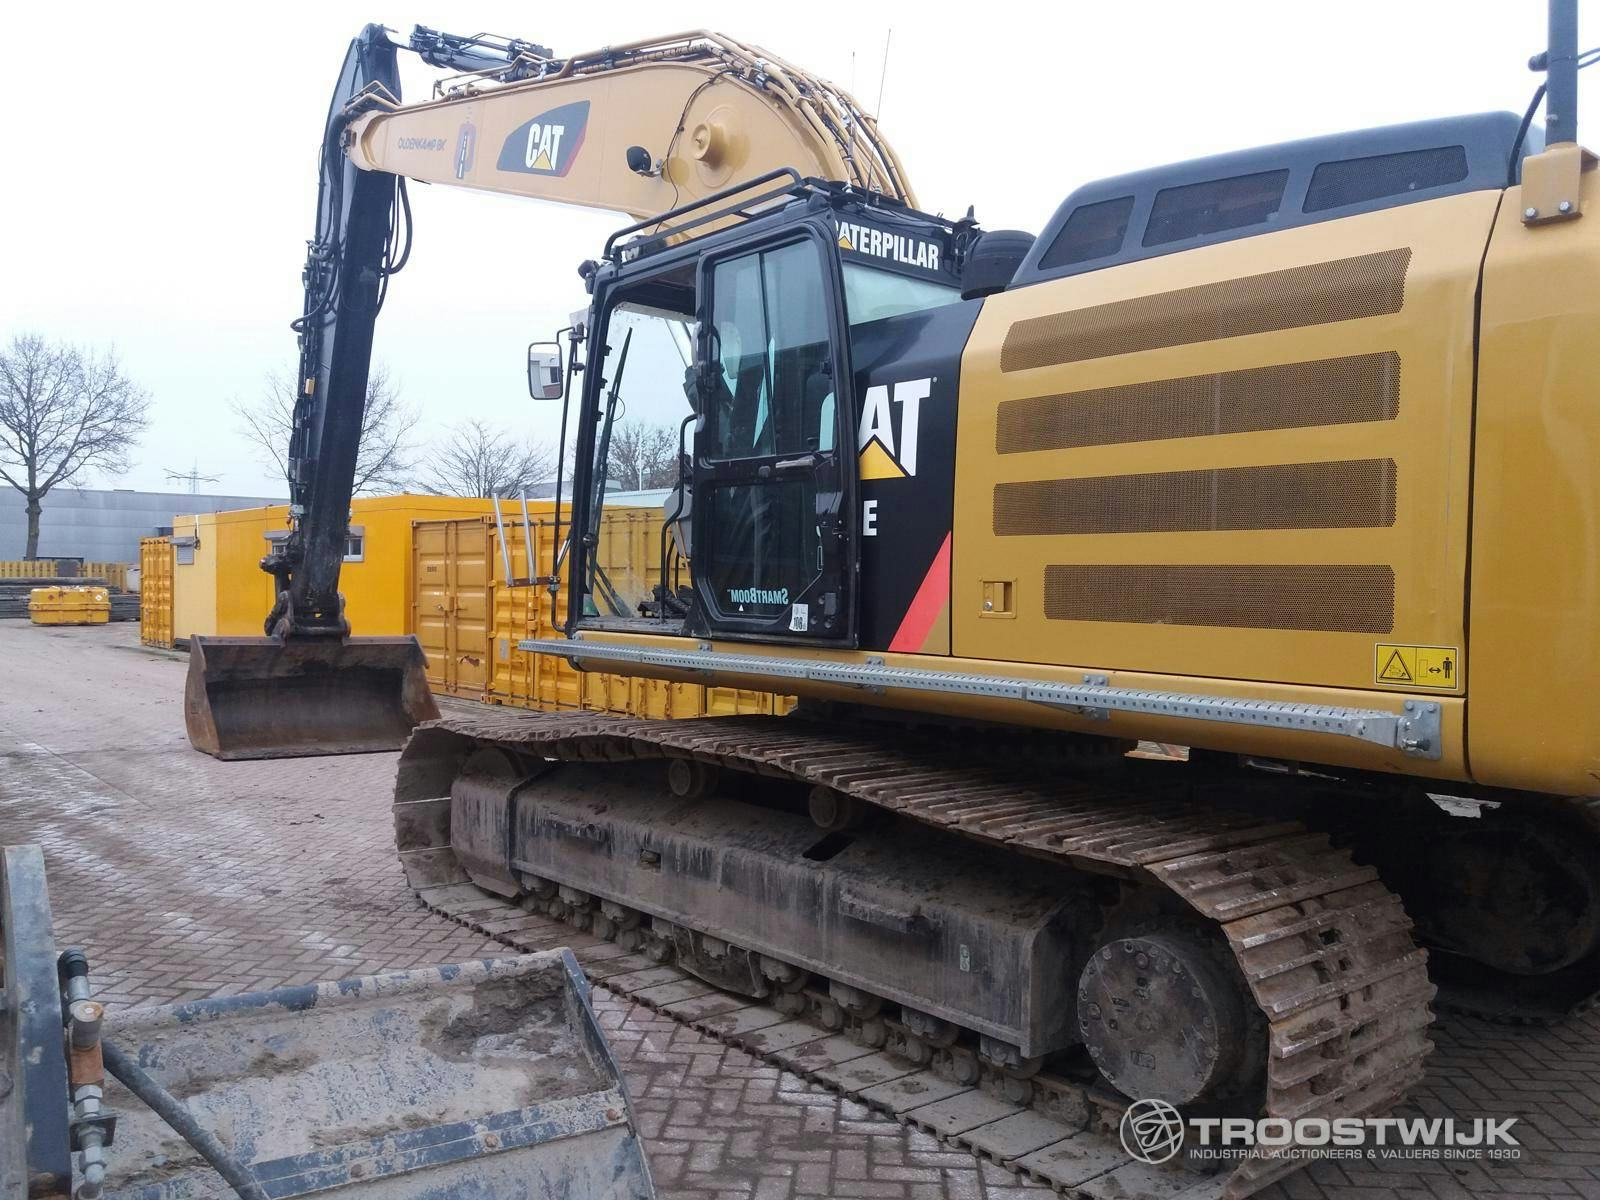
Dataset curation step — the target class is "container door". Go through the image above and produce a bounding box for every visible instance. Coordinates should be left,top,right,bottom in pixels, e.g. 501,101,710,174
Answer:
450,520,491,699
412,521,454,693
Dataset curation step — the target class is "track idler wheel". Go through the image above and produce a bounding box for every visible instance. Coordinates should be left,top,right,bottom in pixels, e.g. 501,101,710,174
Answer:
1077,929,1254,1106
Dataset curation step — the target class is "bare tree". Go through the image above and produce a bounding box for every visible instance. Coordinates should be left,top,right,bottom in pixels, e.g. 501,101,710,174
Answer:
416,420,555,498
0,333,151,559
606,420,680,491
234,366,419,496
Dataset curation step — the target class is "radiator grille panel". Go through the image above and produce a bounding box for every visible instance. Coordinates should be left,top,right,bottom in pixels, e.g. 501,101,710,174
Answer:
1000,248,1411,372
993,460,1397,536
996,352,1401,453
1042,564,1396,632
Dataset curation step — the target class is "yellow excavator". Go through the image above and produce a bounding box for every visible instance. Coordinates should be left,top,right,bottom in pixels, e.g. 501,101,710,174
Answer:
191,6,1600,1195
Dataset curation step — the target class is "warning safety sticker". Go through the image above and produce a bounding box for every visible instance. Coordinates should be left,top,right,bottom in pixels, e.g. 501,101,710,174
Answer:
1374,643,1460,690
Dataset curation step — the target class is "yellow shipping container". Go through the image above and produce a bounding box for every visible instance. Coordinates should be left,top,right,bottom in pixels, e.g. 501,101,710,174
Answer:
413,507,792,720
139,538,175,648
29,586,110,626
0,561,128,588
82,562,130,591
170,495,513,642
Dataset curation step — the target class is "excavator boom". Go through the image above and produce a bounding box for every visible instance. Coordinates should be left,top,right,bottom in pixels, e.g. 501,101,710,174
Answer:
185,21,912,760
346,30,912,216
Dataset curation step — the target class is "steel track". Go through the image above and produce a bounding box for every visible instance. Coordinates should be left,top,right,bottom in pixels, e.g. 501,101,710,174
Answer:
394,710,1437,1199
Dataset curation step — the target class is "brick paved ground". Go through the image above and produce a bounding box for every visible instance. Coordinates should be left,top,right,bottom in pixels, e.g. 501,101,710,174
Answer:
1,621,1595,1198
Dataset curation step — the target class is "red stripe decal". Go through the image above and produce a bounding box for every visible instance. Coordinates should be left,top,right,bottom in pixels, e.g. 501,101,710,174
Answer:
888,533,952,653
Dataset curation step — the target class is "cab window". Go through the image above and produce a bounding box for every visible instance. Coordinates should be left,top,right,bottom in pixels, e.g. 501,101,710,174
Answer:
706,241,834,461
842,263,958,326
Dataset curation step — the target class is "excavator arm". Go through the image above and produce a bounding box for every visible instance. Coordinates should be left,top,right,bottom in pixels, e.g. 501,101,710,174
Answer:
269,24,403,640
185,21,914,760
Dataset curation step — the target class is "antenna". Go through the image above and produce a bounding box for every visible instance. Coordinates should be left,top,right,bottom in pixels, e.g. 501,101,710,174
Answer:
1545,0,1579,146
164,464,221,494
876,29,893,119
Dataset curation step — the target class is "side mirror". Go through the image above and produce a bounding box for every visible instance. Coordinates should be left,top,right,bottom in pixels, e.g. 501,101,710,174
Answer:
527,341,563,400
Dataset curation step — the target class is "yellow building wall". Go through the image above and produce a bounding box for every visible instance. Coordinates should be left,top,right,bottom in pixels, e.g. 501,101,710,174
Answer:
171,514,220,644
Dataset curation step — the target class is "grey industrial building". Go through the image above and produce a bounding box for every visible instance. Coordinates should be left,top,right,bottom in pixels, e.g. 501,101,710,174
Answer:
0,488,282,564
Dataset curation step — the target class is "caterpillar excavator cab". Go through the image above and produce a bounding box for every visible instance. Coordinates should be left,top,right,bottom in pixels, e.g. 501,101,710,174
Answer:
562,170,984,651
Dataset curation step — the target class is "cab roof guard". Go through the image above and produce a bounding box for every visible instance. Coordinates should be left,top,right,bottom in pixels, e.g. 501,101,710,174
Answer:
603,169,966,267
603,168,810,263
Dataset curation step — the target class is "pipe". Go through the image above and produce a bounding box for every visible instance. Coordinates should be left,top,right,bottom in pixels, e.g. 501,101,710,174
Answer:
1547,0,1580,145
102,1040,268,1200
491,494,514,585
519,491,535,585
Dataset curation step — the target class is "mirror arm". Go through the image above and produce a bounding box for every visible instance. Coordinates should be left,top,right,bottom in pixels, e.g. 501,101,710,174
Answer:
549,323,584,601
658,410,699,625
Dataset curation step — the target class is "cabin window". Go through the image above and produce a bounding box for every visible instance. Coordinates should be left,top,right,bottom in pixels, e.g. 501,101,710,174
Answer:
706,241,833,462
1303,145,1468,212
1038,195,1135,269
1142,169,1289,247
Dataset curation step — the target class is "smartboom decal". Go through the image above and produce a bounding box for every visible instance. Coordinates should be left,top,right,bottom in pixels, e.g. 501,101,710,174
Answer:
728,587,789,606
496,100,590,178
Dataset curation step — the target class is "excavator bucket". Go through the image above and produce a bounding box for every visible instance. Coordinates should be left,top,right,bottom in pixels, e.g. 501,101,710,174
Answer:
184,634,440,760
99,950,655,1199
3,841,654,1200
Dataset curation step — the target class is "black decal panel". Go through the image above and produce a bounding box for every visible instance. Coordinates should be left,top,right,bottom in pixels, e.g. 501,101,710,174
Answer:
496,101,590,177
849,300,980,652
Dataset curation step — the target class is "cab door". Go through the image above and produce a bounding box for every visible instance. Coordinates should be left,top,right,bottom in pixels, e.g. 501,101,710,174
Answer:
691,225,857,644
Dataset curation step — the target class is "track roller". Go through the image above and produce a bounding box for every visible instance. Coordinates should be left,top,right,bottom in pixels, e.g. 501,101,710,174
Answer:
901,1008,959,1048
808,785,866,832
667,758,719,799
979,1035,1043,1077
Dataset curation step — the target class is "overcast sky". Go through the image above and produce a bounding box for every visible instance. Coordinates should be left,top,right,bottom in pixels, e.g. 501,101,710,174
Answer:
1,1,1587,497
